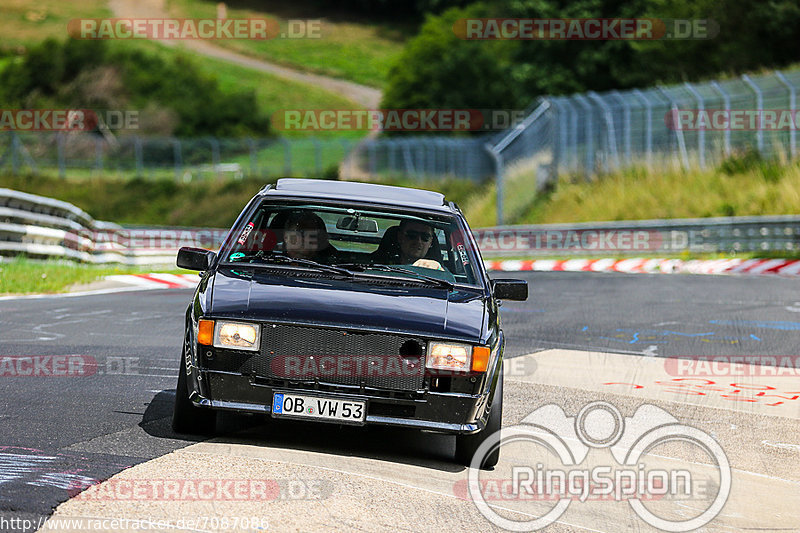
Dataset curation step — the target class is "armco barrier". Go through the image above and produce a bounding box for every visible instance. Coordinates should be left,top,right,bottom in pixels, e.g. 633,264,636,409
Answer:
0,188,227,265
2,187,799,266
474,215,800,256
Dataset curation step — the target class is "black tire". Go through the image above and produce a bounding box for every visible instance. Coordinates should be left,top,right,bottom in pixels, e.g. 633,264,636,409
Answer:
172,355,216,435
455,369,503,469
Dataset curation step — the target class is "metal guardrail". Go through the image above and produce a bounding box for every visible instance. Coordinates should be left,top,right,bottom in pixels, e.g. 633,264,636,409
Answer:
0,188,220,265
2,188,797,266
474,215,800,257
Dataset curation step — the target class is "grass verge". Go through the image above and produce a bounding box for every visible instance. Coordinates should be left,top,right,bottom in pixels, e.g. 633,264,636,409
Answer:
0,256,187,295
0,1,366,132
165,0,409,88
0,0,108,47
117,39,364,128
518,154,800,224
0,173,489,228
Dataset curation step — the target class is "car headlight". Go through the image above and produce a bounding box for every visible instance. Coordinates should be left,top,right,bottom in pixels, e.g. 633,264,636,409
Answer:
426,342,492,373
212,321,260,351
426,342,471,372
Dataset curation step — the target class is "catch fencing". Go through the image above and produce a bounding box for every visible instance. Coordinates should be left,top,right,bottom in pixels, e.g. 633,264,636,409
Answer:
353,68,800,223
0,133,357,180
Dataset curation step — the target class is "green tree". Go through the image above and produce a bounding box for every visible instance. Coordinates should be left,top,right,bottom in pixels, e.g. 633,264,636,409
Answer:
382,0,800,112
382,4,520,121
0,39,269,137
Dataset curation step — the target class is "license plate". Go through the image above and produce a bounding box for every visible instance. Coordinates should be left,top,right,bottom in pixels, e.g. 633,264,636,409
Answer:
271,392,366,423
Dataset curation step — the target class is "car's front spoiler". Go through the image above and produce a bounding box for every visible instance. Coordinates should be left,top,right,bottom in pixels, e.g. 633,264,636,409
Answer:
189,370,488,434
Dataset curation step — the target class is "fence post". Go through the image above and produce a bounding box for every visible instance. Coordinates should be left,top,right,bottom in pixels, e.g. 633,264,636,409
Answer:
574,95,593,176
94,136,104,174
684,82,706,168
741,74,764,154
247,138,257,177
448,139,456,176
209,137,221,179
552,98,567,174
281,137,291,175
401,140,416,177
632,89,653,167
57,133,66,179
775,71,797,157
710,81,731,156
10,132,19,176
368,141,377,176
658,86,689,171
134,136,143,177
172,138,183,181
564,98,579,173
588,92,620,171
610,90,632,165
312,137,322,176
486,144,504,225
388,141,397,171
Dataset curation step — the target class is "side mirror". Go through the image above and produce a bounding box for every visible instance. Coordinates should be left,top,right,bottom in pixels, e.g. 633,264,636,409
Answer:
491,279,528,301
177,247,216,271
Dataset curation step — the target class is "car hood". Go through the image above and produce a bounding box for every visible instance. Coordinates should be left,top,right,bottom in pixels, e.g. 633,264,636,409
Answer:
209,267,487,341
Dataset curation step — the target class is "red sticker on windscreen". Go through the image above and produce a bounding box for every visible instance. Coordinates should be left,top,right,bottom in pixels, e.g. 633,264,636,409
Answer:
237,222,254,245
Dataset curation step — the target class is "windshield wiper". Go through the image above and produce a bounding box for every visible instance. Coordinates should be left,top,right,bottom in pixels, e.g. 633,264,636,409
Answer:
241,254,355,277
338,263,453,289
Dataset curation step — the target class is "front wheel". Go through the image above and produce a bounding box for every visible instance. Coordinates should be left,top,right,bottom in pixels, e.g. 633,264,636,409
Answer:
172,353,216,435
455,369,503,469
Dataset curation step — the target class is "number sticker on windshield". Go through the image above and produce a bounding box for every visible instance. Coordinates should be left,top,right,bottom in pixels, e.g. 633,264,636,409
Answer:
457,243,469,265
237,222,254,245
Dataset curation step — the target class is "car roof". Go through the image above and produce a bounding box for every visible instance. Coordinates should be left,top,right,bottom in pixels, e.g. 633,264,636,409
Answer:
260,178,453,212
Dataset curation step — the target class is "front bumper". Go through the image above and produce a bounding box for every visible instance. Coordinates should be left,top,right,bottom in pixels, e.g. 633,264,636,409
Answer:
189,370,490,434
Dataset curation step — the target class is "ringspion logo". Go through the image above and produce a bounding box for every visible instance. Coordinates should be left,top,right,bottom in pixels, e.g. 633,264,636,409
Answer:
466,401,730,531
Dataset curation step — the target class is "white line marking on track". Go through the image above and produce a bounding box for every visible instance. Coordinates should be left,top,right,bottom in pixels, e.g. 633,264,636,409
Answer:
0,286,182,301
761,440,800,452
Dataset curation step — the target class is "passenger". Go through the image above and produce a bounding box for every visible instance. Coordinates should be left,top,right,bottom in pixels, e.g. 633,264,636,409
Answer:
283,211,340,263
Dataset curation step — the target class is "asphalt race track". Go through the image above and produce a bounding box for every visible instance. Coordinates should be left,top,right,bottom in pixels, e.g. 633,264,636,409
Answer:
1,272,799,532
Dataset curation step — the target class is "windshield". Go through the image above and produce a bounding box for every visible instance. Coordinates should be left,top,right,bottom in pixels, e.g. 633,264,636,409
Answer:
220,200,483,287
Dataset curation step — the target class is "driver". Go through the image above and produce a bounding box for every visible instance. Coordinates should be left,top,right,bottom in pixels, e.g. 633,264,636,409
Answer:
396,220,444,270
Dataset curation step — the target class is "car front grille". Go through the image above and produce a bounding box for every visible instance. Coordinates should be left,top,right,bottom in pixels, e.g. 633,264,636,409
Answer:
238,323,428,391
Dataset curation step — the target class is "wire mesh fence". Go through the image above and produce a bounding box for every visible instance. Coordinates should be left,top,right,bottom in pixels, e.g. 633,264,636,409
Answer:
2,69,798,224
0,132,358,181
548,69,800,177
351,68,800,223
